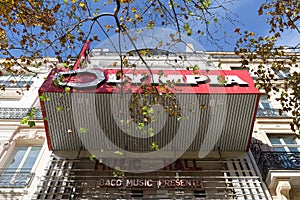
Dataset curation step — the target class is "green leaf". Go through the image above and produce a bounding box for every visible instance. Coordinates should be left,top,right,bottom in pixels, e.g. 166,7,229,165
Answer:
79,127,88,133
183,23,192,36
21,117,28,124
27,109,36,118
65,87,71,94
193,65,199,71
62,62,68,67
53,78,59,86
138,122,144,130
57,106,63,111
203,0,211,9
89,154,96,161
114,151,123,155
39,93,50,101
142,106,148,111
146,20,155,29
150,142,159,151
28,121,35,128
113,167,123,177
183,23,189,31
148,107,154,114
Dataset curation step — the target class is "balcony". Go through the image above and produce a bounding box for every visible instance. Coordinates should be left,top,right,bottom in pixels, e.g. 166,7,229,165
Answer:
250,147,300,180
0,107,43,120
256,108,288,118
0,171,34,188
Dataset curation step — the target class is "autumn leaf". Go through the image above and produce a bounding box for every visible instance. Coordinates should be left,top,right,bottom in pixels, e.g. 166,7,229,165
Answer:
146,20,155,29
79,2,85,8
234,28,240,33
131,7,136,13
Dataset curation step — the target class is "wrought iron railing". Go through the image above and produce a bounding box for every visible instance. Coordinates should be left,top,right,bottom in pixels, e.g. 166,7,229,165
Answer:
0,171,34,188
0,107,43,119
256,108,288,118
250,148,300,180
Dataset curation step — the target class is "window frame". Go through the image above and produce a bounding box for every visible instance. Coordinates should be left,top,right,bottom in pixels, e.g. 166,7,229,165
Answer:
0,144,43,188
268,135,300,153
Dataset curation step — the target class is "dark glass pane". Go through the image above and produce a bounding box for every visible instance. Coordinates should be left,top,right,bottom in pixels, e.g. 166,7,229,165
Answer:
269,138,281,145
283,138,296,144
288,147,299,152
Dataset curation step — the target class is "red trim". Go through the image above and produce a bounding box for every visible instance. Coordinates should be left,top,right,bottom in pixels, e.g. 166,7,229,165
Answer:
40,69,260,95
73,40,90,70
246,92,261,151
38,88,52,151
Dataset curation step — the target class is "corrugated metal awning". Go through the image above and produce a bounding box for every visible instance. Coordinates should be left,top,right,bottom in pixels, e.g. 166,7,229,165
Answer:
39,69,260,157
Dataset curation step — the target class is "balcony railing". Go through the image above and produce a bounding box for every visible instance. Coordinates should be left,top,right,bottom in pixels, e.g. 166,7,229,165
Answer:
0,171,34,188
0,107,43,119
250,147,300,180
256,108,288,118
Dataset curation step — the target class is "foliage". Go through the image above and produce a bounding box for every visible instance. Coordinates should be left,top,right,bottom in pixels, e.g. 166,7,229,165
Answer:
0,0,236,67
0,1,298,138
234,0,299,131
21,107,36,128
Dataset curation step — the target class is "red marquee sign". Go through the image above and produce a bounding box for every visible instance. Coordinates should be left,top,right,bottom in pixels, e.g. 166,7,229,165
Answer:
40,68,259,95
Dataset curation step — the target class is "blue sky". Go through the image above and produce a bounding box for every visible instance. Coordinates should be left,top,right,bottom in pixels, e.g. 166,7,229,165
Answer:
206,0,300,51
89,0,299,52
198,0,295,51
3,0,298,58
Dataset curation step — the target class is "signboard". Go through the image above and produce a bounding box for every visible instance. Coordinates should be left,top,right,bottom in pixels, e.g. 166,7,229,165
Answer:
53,68,248,88
98,178,202,188
41,68,259,95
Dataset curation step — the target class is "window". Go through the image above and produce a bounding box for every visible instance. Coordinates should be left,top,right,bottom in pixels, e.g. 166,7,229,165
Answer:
256,95,279,117
269,136,300,152
269,136,300,168
273,69,290,79
0,146,42,187
259,95,272,109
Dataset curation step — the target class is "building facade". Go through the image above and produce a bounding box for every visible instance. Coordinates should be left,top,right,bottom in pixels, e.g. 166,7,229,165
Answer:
0,35,299,199
210,52,300,200
0,59,52,199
